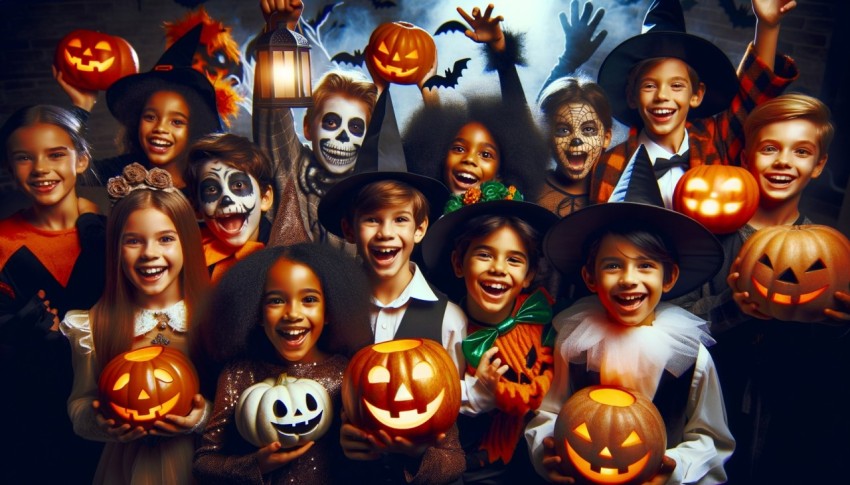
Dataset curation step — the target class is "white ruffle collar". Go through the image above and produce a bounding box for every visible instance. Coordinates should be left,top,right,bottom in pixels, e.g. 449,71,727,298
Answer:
554,296,714,399
134,300,188,337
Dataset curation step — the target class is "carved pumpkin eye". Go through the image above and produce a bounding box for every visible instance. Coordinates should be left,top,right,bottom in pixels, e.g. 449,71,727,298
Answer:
368,365,391,384
621,430,643,447
412,361,433,380
306,393,318,411
720,178,743,192
94,40,112,51
153,369,174,383
274,399,288,417
112,373,131,391
759,254,773,269
404,49,419,59
684,178,709,192
68,38,82,48
807,259,826,272
573,422,592,442
378,41,390,55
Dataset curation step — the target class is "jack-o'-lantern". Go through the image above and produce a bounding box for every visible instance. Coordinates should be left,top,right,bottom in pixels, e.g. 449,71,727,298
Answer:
673,165,759,234
98,345,199,430
736,224,850,322
235,373,333,449
55,29,139,91
342,338,461,443
365,21,436,85
554,386,666,485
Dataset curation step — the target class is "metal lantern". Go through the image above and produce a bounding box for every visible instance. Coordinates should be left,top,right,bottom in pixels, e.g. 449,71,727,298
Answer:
254,15,312,108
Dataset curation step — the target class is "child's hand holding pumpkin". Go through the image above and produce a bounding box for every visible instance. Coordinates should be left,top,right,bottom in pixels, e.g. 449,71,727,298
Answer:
257,441,315,474
727,257,771,320
93,399,147,443
540,436,576,484
150,394,209,437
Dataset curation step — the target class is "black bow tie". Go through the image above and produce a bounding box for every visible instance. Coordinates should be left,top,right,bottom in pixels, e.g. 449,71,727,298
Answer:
653,150,690,178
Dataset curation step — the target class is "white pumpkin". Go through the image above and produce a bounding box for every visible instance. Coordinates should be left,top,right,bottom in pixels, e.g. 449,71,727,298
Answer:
236,373,333,449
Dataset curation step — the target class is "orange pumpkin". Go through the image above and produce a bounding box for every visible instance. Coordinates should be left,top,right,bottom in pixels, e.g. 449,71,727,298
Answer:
554,386,667,485
735,224,850,322
98,345,199,430
342,338,461,443
673,165,759,234
365,21,436,85
54,29,139,91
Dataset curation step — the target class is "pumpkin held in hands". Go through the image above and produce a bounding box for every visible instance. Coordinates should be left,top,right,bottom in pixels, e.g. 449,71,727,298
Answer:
54,29,139,91
235,373,333,449
365,21,436,85
554,386,666,485
342,338,461,444
735,224,850,322
98,345,199,430
673,164,759,234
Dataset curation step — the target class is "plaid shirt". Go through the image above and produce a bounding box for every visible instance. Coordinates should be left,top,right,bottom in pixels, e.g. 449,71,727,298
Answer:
591,43,799,203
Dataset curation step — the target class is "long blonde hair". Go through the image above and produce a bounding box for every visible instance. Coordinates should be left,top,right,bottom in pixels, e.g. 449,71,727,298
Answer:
91,189,208,368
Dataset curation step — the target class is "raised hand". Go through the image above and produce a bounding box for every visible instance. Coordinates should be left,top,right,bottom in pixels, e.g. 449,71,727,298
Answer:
558,0,607,74
457,4,506,52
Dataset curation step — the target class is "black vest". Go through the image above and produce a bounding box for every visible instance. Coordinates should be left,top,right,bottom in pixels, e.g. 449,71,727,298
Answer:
391,282,449,344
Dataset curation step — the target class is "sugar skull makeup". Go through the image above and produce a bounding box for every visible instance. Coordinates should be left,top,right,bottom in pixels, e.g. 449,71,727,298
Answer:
308,96,369,175
198,160,263,248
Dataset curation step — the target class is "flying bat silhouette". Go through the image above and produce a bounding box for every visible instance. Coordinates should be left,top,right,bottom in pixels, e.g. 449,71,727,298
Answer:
718,0,755,27
434,20,467,36
422,58,470,90
330,49,365,67
371,0,396,9
306,1,343,31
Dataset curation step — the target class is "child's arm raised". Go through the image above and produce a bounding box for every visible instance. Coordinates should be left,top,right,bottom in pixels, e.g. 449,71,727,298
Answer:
752,0,797,71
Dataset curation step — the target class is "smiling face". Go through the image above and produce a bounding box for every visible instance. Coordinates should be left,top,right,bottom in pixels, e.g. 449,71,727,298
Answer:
452,225,534,324
197,160,271,248
305,95,369,175
120,207,184,309
629,58,704,151
550,103,612,182
7,123,89,212
444,122,500,195
582,234,678,327
744,118,826,210
263,258,326,364
138,90,191,170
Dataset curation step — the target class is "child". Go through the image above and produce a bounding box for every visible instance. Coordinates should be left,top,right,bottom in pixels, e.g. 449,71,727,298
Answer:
60,165,211,484
193,243,373,484
0,104,105,483
420,181,559,483
526,201,733,484
186,132,274,283
591,0,798,209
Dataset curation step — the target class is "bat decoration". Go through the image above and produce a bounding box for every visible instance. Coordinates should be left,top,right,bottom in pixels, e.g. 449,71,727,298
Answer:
371,0,397,9
719,0,755,27
306,2,344,31
434,20,468,36
422,58,470,90
331,49,365,67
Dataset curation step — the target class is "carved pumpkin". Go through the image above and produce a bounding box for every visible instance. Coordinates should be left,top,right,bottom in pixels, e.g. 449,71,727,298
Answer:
673,165,759,234
54,29,139,91
554,386,666,485
365,21,436,85
342,338,461,443
98,345,199,430
235,373,333,449
736,224,850,322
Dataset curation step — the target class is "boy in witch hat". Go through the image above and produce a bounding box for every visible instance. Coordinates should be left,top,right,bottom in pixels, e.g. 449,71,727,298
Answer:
591,0,798,210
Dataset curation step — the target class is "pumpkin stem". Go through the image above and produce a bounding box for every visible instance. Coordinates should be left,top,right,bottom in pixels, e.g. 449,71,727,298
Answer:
276,373,289,386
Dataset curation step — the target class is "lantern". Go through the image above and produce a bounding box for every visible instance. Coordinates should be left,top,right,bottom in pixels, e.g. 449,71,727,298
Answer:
54,29,139,91
235,373,333,449
735,224,850,322
342,338,461,444
98,345,199,430
365,21,436,86
673,165,759,234
554,386,666,485
253,12,312,108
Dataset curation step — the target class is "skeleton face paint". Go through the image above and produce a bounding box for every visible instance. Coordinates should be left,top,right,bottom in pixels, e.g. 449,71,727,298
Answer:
550,102,611,182
198,160,262,248
309,96,369,175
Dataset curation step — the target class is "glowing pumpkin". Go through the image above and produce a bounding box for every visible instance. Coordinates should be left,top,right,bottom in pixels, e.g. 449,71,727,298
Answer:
365,21,436,85
342,338,461,443
554,386,666,485
235,373,332,449
54,29,139,91
98,345,199,430
735,224,850,322
673,165,759,234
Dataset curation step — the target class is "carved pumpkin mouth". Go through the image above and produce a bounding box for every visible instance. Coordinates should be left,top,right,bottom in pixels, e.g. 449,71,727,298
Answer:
110,392,181,422
751,276,828,304
683,198,742,216
64,50,115,72
371,56,419,78
272,410,323,436
364,389,444,430
566,442,650,484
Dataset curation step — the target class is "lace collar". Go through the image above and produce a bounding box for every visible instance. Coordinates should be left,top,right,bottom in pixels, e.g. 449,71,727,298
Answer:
134,300,188,337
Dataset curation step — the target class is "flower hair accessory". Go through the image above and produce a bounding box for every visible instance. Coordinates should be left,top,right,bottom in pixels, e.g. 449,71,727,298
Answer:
107,163,177,201
443,180,524,214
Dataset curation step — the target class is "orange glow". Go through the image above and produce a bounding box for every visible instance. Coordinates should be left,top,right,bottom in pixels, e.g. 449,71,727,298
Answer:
373,339,421,353
125,346,163,361
589,388,635,407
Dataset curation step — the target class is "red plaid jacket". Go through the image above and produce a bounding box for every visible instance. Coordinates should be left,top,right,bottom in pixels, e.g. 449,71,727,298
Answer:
591,43,799,203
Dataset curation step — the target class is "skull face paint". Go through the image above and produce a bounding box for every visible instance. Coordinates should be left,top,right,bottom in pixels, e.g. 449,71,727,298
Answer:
308,96,369,175
198,160,262,248
550,103,611,182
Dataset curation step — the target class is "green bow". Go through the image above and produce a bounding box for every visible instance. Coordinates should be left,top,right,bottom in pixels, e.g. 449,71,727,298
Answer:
462,289,553,368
